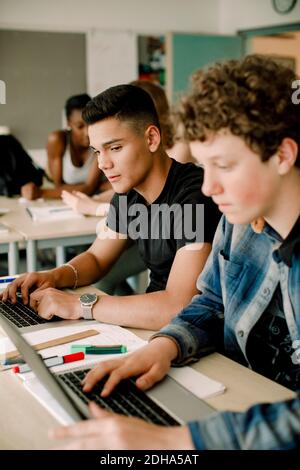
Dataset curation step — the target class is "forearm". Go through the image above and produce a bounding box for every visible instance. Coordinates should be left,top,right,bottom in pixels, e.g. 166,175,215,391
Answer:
41,183,96,199
188,394,300,450
52,252,103,289
152,293,224,365
93,289,186,330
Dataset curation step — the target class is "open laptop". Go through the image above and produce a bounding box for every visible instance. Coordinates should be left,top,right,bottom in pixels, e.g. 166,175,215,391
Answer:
0,312,215,427
0,292,89,332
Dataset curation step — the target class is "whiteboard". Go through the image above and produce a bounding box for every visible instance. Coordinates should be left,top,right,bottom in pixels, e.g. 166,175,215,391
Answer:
87,29,138,96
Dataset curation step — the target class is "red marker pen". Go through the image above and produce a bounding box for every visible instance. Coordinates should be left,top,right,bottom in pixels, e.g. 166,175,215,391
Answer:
12,352,84,374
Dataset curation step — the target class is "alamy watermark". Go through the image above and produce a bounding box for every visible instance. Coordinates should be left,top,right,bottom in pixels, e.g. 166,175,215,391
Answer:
0,80,6,104
291,339,300,365
96,196,205,251
291,80,300,105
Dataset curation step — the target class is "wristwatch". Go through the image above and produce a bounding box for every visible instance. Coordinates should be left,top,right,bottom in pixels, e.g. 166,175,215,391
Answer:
79,293,98,320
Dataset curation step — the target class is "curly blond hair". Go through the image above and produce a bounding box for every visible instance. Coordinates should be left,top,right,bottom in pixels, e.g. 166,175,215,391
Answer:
174,55,300,166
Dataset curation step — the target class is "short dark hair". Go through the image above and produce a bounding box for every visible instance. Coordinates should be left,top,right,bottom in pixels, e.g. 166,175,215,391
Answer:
82,84,161,135
174,54,300,167
65,93,91,120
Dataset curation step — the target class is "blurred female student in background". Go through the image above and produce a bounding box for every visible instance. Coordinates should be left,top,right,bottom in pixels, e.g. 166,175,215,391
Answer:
21,94,113,202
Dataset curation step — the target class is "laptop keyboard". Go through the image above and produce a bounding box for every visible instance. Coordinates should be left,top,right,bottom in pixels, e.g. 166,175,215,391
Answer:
59,368,180,426
0,300,49,327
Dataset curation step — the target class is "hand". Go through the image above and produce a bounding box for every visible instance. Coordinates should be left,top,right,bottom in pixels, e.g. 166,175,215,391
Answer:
0,271,56,304
29,288,81,320
82,337,178,396
61,190,98,216
50,402,193,450
21,182,42,200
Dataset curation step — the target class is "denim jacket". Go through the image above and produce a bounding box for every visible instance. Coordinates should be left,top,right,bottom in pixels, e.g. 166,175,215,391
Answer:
156,215,300,449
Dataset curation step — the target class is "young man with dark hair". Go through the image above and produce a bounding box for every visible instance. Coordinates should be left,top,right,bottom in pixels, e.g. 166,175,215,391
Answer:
2,84,220,330
50,56,300,449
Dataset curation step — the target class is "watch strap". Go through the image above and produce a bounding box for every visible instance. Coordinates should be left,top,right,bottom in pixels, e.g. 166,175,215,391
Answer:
81,304,94,320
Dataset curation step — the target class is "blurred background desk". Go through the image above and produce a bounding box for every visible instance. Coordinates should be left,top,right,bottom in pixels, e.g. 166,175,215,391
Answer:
0,229,23,275
0,196,99,271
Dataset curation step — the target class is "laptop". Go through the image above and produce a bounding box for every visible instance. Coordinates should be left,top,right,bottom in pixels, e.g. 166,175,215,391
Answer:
0,292,88,332
0,312,215,427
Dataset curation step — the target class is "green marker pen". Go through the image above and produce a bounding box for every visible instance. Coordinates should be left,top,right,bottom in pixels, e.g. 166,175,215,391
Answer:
70,344,127,354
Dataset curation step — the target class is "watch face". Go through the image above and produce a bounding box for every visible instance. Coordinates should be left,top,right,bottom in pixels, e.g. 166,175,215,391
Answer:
272,0,297,14
80,293,97,304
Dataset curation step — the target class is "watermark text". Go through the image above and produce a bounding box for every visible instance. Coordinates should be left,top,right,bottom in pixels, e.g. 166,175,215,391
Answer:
0,80,6,104
291,80,300,105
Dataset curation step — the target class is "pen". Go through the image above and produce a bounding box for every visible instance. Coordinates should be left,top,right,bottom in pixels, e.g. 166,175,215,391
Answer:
0,357,25,366
0,277,17,283
49,207,72,213
25,207,33,219
71,344,127,354
12,352,85,374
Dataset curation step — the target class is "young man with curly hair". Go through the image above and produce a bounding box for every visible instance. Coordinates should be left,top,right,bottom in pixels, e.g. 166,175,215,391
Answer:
50,55,300,450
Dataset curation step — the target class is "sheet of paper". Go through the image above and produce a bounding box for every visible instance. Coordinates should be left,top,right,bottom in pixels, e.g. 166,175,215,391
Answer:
2,321,225,405
168,366,225,399
23,377,74,425
0,322,146,372
26,205,84,222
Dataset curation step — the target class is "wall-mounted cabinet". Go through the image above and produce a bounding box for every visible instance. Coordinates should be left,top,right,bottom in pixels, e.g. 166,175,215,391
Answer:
166,32,242,104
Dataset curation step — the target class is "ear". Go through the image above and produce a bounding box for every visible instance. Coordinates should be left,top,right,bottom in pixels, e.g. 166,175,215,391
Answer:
276,138,298,175
145,125,161,152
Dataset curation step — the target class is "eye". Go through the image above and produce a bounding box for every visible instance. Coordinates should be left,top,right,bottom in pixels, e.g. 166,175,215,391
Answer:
217,164,229,169
111,145,122,152
214,162,233,170
91,148,100,156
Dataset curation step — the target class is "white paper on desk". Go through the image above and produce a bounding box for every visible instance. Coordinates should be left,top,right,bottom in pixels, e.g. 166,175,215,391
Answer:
23,376,76,425
3,321,225,422
168,366,225,399
26,205,84,222
0,322,146,371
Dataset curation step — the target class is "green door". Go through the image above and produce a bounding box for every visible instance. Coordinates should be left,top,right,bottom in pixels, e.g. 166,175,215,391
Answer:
168,33,243,103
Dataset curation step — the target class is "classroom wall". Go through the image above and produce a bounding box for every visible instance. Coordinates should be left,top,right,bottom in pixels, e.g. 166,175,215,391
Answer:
0,30,86,150
251,33,300,77
0,0,220,34
218,0,300,34
0,0,221,154
2,0,300,156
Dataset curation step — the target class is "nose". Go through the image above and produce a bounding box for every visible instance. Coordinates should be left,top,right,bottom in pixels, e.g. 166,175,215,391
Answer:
201,170,222,197
97,152,113,171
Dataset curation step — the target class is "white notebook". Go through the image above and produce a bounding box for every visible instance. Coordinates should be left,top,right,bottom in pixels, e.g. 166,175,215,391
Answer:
168,367,225,399
26,205,84,222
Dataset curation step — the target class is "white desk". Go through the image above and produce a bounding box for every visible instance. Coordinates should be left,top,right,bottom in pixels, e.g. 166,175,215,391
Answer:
0,197,99,271
0,316,295,449
0,228,23,275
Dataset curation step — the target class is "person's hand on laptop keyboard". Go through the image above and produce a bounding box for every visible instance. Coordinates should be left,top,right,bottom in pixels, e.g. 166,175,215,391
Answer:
50,338,194,450
28,287,81,320
0,271,56,305
82,336,179,395
50,401,194,450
